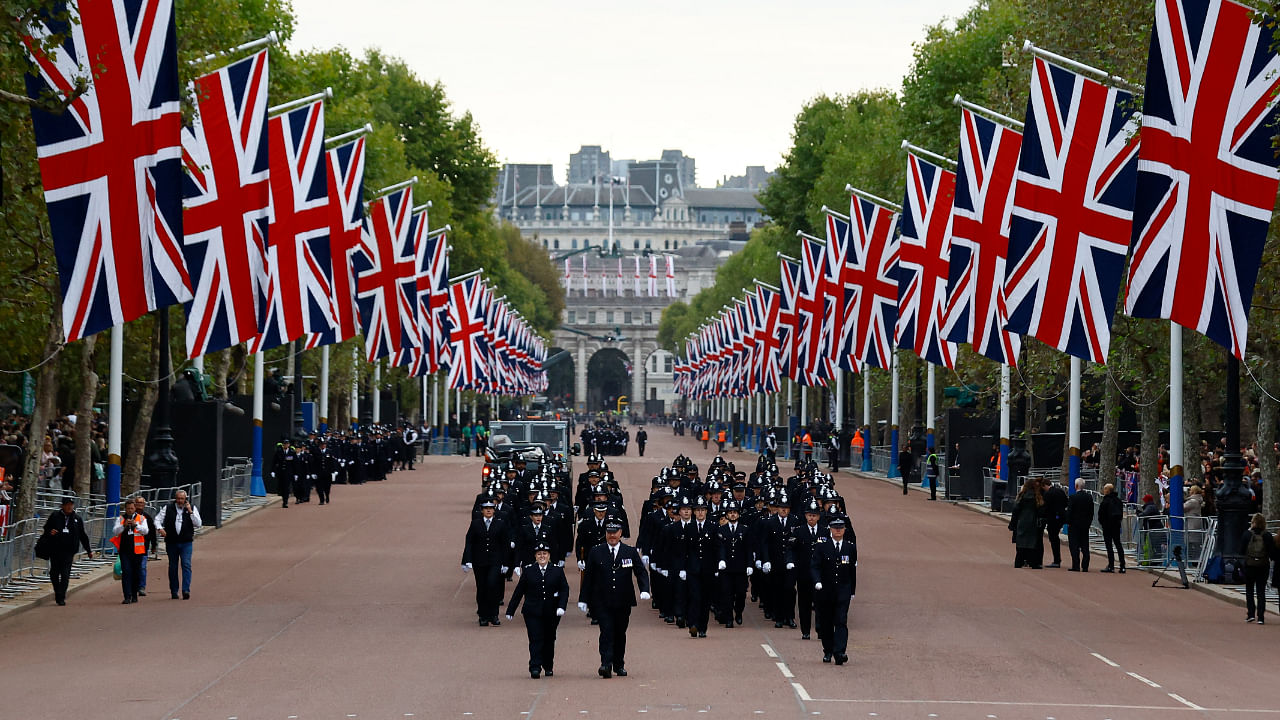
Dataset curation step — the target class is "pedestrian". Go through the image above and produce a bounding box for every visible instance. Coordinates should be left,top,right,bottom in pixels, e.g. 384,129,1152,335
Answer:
156,489,201,599
716,500,752,628
112,497,150,604
461,500,513,626
827,432,840,473
1065,478,1094,572
1242,512,1275,625
41,496,93,606
926,450,939,501
701,427,709,450
716,428,726,453
505,541,569,679
810,516,856,665
898,446,914,496
1097,483,1126,574
1042,479,1068,568
461,422,473,457
132,495,158,595
578,518,651,679
636,428,647,457
792,499,825,640
1009,480,1043,569
271,438,293,508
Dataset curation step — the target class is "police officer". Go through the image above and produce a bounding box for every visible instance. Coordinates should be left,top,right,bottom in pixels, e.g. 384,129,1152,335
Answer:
578,519,651,678
685,496,720,638
462,500,513,626
636,427,648,457
811,517,857,665
717,499,753,627
505,541,569,679
792,499,825,640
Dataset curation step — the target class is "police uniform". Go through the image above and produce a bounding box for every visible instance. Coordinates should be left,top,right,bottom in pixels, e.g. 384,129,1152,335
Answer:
684,498,720,637
810,517,857,664
462,502,513,625
716,501,753,627
578,520,650,678
505,541,570,678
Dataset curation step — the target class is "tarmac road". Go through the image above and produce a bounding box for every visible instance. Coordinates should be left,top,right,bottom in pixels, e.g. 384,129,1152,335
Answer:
0,427,1276,720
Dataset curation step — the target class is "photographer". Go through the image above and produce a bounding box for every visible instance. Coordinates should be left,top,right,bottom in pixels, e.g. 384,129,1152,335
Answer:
112,497,149,604
156,490,202,599
41,496,93,605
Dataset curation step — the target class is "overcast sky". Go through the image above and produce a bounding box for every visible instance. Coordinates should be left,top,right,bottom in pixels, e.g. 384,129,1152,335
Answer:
289,0,974,186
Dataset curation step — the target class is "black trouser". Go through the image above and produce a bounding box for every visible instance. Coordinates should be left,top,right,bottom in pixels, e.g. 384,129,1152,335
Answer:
672,573,689,621
315,476,331,504
1102,525,1125,569
771,567,796,622
49,553,74,602
596,605,631,669
1067,525,1090,570
474,564,503,619
688,570,713,631
1014,547,1041,568
719,570,747,622
815,585,852,654
796,578,815,635
1046,523,1063,564
1245,567,1268,620
638,443,645,457
523,612,561,671
120,551,143,600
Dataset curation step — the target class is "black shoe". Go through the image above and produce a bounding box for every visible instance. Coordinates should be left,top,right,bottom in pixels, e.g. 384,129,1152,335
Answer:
1100,567,1115,573
1067,568,1079,572
530,670,540,679
1119,567,1126,574
689,627,698,638
787,620,797,629
750,595,758,602
676,618,686,628
614,667,628,677
735,614,744,625
802,634,810,640
698,631,707,638
172,593,180,599
590,618,599,625
775,621,784,628
183,592,190,600
835,653,848,665
479,619,489,626
664,616,675,624
598,665,612,679
56,599,66,606
544,670,554,677
725,621,734,628
822,653,832,663
122,599,132,605
491,618,501,626
1048,563,1061,568
138,590,147,596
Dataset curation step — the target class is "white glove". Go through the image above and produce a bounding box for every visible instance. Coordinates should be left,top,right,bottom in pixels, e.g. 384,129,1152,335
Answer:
718,560,727,571
514,566,522,577
578,602,589,613
510,542,516,549
679,570,687,580
786,562,795,571
661,569,670,577
462,563,473,572
501,566,509,574
814,582,823,590
746,566,754,576
641,555,650,568
505,614,514,621
556,608,565,617
557,560,565,567
577,560,586,571
763,562,772,574
755,560,763,569
639,591,651,600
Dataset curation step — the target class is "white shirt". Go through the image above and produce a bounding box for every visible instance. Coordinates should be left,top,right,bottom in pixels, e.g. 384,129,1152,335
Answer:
155,503,203,536
112,513,149,538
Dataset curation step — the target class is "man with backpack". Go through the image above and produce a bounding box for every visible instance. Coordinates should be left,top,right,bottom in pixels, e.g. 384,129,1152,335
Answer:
1242,513,1276,625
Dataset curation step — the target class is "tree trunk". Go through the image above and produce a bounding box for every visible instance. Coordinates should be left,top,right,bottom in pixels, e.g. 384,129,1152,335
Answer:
210,347,231,400
1183,386,1202,483
17,314,63,522
1256,388,1277,519
1140,397,1160,501
1100,377,1121,486
72,335,99,497
122,319,160,497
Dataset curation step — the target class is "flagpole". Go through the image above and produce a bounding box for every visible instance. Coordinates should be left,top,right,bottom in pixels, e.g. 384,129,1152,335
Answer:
372,360,381,424
1067,355,1081,496
862,367,872,471
351,345,360,430
889,352,900,478
952,94,1025,130
251,351,266,496
1021,40,1144,92
319,345,330,433
268,87,333,117
442,374,450,439
843,185,903,212
325,123,373,147
835,371,845,437
927,363,937,488
1000,364,1011,487
1169,324,1184,529
190,31,278,66
107,325,123,513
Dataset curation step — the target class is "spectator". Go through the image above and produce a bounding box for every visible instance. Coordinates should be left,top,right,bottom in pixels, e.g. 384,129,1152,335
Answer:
1097,484,1126,574
156,489,201,599
1065,479,1094,572
41,496,93,605
1242,513,1275,625
1009,479,1044,569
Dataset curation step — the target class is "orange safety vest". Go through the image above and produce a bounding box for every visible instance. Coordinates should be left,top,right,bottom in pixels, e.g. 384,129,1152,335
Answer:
111,513,146,555
717,430,726,442
701,429,709,441
802,432,813,447
850,433,864,450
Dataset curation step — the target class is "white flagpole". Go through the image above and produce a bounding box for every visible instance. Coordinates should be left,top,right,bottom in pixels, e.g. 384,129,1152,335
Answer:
1169,324,1184,528
251,351,266,496
862,367,872,470
442,375,450,439
800,385,808,429
1000,363,1011,485
1068,355,1081,496
319,345,330,432
192,356,204,374
107,326,124,509
927,364,937,485
351,345,360,429
835,371,845,432
890,353,900,478
433,375,440,430
372,361,381,423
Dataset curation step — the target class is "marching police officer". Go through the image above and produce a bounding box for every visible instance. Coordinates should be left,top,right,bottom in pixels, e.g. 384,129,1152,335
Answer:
685,496,720,638
810,517,857,665
717,499,753,627
578,519,650,678
505,541,569,679
462,500,513,626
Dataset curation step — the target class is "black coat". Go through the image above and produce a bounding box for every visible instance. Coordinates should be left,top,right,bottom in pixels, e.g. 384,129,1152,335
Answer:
42,511,92,556
717,521,753,572
657,520,692,573
506,563,570,617
578,542,650,610
517,520,559,566
789,521,825,573
1066,491,1095,529
462,517,513,567
1043,485,1068,525
809,536,857,595
1097,493,1124,531
686,520,719,575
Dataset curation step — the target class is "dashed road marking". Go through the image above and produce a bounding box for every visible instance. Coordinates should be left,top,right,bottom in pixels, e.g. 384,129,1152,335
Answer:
1126,672,1161,688
761,643,778,657
1168,694,1203,710
777,662,794,678
792,683,813,702
1090,652,1120,667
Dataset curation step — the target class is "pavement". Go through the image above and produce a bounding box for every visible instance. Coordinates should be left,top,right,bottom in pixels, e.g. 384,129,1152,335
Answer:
0,429,1276,720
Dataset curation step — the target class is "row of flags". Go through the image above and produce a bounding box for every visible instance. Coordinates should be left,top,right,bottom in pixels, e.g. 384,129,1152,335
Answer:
563,255,678,297
21,0,544,396
676,0,1280,398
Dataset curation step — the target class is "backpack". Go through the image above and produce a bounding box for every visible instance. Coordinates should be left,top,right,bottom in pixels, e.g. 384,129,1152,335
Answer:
1246,531,1269,568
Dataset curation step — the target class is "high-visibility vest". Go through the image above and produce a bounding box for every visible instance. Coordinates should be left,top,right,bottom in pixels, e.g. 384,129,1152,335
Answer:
717,430,726,442
112,514,146,555
701,430,709,441
850,434,865,450
802,433,813,447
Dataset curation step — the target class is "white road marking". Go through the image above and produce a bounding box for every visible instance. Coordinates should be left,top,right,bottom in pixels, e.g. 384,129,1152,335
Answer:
792,683,813,702
1126,672,1161,688
801,698,1280,712
777,662,794,678
761,643,778,657
1168,694,1204,710
1091,652,1120,668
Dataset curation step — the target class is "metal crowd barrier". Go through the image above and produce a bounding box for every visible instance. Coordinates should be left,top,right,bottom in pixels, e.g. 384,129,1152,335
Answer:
218,458,262,522
869,446,892,475
430,438,462,455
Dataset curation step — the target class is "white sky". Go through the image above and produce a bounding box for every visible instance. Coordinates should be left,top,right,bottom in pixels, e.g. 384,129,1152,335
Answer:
289,0,973,186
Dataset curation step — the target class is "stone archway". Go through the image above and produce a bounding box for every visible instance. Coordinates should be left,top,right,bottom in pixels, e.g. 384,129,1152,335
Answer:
586,347,631,413
545,346,575,408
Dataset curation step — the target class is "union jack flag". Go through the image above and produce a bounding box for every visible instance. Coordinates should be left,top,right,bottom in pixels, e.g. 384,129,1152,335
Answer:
446,277,492,390
822,212,857,372
24,0,191,342
414,225,449,375
250,99,334,353
943,108,1022,365
180,50,270,359
753,285,782,393
304,137,366,350
1125,0,1280,359
778,258,801,379
897,153,958,369
1004,57,1139,364
354,187,420,362
795,236,831,385
846,195,900,370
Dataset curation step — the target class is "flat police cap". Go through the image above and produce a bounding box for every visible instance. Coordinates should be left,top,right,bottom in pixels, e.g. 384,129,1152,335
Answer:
604,519,624,532
827,517,847,528
533,541,552,552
